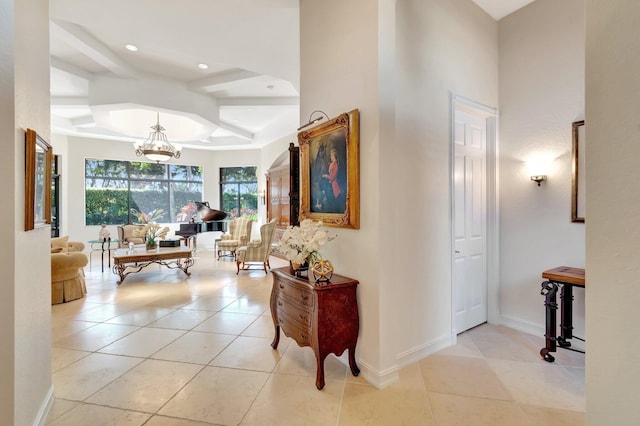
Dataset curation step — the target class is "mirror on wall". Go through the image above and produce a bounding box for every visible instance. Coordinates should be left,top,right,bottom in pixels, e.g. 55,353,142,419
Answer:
25,128,52,231
571,120,585,223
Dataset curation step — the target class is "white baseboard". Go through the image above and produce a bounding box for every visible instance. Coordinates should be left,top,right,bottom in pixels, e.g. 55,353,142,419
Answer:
395,332,453,365
357,359,400,389
34,384,55,426
500,314,544,337
350,332,454,389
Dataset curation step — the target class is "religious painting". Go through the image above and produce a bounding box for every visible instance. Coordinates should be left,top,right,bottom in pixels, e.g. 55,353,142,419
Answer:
299,109,359,229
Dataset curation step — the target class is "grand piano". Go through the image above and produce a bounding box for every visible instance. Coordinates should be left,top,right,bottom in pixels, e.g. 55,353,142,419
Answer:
175,202,228,248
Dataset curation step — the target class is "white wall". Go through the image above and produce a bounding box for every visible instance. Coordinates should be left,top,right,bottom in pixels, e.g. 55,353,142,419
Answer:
56,136,261,247
388,0,499,365
0,0,17,419
0,0,53,424
301,0,383,380
301,0,498,385
498,0,585,336
585,1,640,423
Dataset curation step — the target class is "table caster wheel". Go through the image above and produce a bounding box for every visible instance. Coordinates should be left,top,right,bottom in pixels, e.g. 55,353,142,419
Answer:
557,336,571,347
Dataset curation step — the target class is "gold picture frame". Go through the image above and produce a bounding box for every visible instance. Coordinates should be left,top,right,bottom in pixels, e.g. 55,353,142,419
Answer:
299,109,359,229
25,128,52,231
571,120,585,223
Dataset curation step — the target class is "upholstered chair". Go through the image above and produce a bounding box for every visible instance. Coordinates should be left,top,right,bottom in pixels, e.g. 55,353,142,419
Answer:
217,217,253,259
117,224,146,248
236,219,277,274
51,252,88,304
51,235,85,253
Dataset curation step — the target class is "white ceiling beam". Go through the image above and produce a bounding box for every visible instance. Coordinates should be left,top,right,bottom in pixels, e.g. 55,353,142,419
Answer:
51,20,138,78
71,115,96,128
50,57,93,80
200,136,254,147
188,69,262,92
51,96,89,107
217,97,299,107
216,121,254,141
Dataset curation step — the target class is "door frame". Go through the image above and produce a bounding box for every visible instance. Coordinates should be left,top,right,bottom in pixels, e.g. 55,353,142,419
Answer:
449,94,499,341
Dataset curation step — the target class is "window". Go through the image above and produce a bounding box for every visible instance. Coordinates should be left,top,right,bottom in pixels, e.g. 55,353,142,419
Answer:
85,159,203,225
220,167,258,219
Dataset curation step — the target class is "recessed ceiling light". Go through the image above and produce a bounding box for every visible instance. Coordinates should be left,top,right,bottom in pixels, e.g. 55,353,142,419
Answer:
198,63,208,70
125,44,138,51
267,85,275,90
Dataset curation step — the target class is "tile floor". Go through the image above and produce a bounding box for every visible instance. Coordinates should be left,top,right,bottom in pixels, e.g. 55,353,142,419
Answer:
48,250,585,425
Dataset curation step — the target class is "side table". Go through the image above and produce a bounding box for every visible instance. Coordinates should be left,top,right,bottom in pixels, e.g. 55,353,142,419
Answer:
540,266,585,362
270,267,360,389
89,238,120,272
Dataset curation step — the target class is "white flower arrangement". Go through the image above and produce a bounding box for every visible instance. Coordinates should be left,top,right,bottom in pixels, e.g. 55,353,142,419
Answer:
277,219,336,265
133,222,170,244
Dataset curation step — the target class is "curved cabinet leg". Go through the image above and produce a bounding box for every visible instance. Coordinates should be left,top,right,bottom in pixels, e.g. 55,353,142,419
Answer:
271,325,280,349
314,351,327,390
348,346,360,376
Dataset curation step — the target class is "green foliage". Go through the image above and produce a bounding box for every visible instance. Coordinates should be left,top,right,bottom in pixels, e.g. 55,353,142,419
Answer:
130,208,165,224
86,188,202,225
220,166,257,183
85,189,129,225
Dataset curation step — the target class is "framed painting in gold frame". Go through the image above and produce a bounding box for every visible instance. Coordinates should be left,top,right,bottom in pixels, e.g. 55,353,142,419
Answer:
25,128,52,231
298,109,359,229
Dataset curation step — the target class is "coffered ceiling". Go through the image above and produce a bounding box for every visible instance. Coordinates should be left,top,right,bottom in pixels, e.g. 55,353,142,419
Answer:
49,0,532,151
50,0,300,150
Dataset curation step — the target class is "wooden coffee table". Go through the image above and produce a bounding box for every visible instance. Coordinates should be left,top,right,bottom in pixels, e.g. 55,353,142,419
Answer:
112,246,194,284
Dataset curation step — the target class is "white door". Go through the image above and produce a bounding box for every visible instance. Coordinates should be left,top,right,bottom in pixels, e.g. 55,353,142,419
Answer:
453,104,488,333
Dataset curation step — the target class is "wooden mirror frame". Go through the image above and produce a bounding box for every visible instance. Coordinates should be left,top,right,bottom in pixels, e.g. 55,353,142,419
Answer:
25,128,52,231
571,120,585,223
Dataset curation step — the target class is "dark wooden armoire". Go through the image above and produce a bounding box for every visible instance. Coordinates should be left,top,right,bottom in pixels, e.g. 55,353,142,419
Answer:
266,143,300,245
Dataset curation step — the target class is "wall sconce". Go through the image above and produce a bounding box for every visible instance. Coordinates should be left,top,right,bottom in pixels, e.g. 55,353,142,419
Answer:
297,110,330,131
526,155,554,187
530,175,547,186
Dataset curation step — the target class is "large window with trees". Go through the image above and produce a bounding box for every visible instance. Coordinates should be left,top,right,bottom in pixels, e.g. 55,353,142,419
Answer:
220,167,258,219
85,159,203,225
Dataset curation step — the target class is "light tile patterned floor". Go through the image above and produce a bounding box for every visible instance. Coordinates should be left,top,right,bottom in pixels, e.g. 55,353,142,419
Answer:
47,251,585,425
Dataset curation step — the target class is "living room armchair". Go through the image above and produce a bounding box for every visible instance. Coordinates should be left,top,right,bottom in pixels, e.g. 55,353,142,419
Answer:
51,236,85,253
117,224,146,248
236,219,277,274
51,252,88,304
217,216,253,259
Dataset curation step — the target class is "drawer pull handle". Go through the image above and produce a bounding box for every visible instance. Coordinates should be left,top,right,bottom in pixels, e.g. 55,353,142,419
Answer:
278,318,284,324
299,314,307,321
279,284,284,289
300,333,308,339
277,300,283,306
301,294,309,300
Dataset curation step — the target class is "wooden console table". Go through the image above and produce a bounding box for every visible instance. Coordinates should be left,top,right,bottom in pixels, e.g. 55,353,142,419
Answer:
270,267,360,389
539,266,585,362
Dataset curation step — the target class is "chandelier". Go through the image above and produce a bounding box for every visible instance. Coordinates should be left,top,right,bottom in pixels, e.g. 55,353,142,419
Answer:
134,113,182,163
